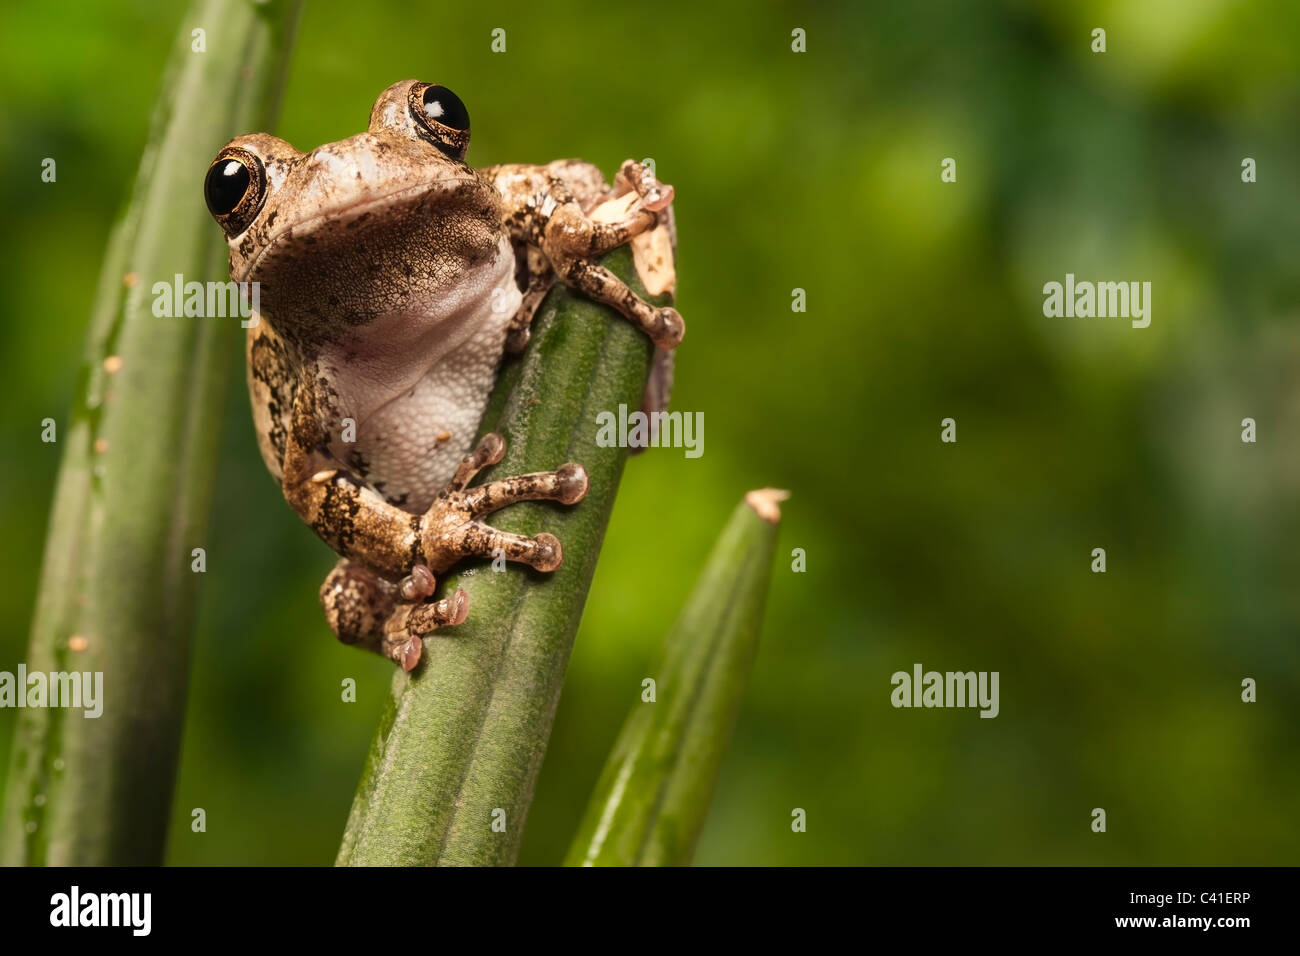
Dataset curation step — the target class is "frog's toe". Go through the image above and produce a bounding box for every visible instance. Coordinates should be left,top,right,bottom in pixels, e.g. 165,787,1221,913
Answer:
617,159,674,211
529,533,563,572
449,464,589,521
399,638,422,673
466,525,567,573
446,432,508,492
650,307,685,349
397,563,436,601
555,463,589,505
406,587,470,632
441,587,471,627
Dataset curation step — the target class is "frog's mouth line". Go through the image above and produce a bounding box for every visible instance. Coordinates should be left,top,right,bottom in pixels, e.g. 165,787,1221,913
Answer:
235,173,490,283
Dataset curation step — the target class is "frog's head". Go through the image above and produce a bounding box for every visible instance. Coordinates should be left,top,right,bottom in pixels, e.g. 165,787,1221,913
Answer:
203,80,500,325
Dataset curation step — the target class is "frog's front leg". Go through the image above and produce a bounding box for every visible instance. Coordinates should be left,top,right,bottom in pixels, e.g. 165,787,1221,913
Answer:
485,159,684,350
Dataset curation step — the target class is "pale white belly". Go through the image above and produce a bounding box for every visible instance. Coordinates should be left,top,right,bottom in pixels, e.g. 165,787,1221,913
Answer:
320,242,522,512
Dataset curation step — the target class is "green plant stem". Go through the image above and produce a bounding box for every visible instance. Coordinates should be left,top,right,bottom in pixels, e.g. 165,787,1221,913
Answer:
0,0,301,866
337,246,661,866
564,489,786,866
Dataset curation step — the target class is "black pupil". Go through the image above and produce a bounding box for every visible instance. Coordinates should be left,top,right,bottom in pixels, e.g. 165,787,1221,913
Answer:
421,85,469,130
205,159,251,216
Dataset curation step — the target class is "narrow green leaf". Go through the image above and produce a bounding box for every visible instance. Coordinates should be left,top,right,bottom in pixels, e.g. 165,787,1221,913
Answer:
337,246,662,867
0,0,302,866
564,489,786,866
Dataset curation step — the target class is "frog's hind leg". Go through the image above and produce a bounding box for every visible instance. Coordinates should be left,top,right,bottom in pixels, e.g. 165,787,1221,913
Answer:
320,434,590,671
319,559,467,672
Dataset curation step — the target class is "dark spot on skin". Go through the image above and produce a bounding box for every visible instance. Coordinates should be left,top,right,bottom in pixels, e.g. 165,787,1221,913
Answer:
313,470,364,552
407,515,422,566
249,330,296,467
347,447,370,478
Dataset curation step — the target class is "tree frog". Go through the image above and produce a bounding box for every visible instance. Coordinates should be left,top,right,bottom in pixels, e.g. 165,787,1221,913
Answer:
203,79,682,671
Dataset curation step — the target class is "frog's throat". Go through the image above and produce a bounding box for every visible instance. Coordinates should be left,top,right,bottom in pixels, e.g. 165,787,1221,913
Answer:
233,173,493,283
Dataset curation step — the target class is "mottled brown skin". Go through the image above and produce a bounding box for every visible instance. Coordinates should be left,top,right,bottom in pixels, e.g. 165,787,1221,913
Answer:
205,80,681,670
484,158,682,352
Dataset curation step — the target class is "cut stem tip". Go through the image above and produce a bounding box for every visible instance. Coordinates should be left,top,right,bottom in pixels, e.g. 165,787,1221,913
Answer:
744,488,790,524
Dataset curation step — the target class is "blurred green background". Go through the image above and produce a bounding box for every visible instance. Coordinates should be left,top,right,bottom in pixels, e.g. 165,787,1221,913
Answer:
2,0,1298,865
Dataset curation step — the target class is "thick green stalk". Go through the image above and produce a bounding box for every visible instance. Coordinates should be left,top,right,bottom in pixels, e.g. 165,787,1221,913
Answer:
0,0,301,865
565,489,785,866
337,246,661,866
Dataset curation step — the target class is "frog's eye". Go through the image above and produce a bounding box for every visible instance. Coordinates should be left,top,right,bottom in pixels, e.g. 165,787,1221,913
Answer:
409,83,471,160
204,147,267,236
421,85,469,130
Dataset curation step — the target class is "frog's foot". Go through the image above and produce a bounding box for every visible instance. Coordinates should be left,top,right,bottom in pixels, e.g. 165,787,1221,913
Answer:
319,559,468,671
381,588,470,672
420,432,589,576
608,159,674,212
